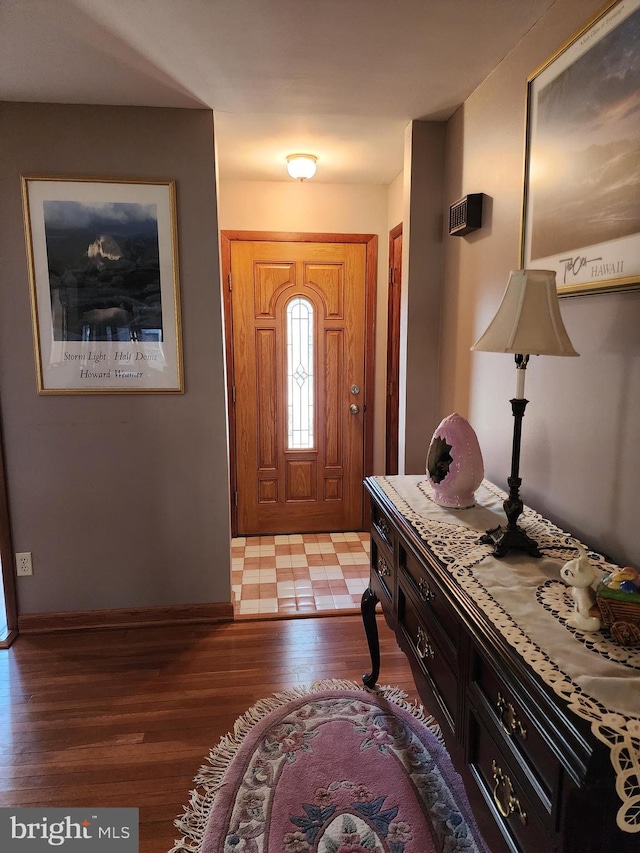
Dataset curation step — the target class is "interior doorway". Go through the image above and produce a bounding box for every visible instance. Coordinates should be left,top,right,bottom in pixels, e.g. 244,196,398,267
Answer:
221,231,377,537
385,223,402,474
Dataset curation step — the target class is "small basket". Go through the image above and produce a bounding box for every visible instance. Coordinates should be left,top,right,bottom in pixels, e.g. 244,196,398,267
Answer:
596,589,640,646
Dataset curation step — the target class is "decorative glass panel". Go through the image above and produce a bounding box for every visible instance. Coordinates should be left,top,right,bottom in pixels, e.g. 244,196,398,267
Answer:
287,297,314,449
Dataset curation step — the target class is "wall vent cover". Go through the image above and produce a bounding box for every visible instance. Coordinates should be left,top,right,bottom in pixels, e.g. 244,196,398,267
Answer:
449,193,484,236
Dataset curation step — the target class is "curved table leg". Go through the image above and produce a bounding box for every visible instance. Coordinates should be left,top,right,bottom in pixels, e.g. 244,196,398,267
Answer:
361,585,380,688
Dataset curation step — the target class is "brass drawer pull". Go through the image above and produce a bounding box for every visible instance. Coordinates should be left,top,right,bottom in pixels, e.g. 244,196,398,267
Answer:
416,626,435,660
377,517,391,538
418,578,435,602
376,556,391,577
497,692,527,739
491,760,527,825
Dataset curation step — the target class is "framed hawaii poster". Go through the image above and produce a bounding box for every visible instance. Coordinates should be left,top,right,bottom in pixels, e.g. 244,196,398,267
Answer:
521,0,640,296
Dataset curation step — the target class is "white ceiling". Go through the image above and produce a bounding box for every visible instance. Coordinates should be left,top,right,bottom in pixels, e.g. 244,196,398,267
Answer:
0,0,555,183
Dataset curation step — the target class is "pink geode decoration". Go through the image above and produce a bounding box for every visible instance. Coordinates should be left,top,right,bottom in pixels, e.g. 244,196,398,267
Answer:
426,413,484,509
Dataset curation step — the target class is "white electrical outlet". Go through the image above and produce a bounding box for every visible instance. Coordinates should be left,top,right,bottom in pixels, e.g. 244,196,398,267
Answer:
16,552,33,576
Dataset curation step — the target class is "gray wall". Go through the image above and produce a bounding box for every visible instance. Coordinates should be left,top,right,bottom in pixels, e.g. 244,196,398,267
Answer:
0,103,231,614
2,0,638,620
401,120,446,474
440,0,640,567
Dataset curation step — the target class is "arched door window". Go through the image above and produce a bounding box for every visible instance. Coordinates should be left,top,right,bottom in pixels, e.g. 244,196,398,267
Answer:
286,297,314,449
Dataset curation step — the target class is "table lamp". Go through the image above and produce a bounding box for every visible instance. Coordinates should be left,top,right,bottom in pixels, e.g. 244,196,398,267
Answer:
471,269,579,558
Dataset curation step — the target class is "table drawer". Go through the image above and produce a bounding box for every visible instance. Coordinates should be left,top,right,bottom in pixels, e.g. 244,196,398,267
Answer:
370,531,394,605
371,503,394,551
398,585,458,733
469,707,552,853
470,647,558,811
401,545,459,657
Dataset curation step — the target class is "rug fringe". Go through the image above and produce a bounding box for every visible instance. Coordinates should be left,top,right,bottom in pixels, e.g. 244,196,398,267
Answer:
169,679,441,852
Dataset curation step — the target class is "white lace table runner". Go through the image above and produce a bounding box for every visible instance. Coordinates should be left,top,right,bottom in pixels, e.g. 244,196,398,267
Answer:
373,475,640,834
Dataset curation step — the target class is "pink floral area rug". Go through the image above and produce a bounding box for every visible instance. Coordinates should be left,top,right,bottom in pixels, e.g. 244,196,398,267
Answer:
170,680,489,853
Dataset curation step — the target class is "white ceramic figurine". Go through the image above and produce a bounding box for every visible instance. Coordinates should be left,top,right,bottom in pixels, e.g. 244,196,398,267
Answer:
560,542,602,632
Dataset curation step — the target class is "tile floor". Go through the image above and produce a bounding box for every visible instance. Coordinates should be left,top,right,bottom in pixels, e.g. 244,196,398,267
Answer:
232,531,371,617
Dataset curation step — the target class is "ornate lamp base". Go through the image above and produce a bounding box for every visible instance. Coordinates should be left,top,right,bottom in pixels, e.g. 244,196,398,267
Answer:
479,524,542,559
482,393,543,560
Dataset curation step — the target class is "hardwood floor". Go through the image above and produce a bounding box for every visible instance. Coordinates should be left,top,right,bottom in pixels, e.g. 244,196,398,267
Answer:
0,613,418,852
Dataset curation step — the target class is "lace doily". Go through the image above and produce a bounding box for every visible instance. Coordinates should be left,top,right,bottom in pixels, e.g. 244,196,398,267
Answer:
374,476,640,834
536,580,640,671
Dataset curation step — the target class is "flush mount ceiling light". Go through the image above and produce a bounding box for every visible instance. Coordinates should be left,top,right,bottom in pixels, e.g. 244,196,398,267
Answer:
286,153,317,181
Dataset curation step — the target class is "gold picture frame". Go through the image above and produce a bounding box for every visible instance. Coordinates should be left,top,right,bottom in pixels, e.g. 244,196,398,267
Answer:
22,175,183,393
520,0,640,296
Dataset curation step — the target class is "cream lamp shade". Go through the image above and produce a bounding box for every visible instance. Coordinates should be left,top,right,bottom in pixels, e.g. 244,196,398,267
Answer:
286,154,317,181
472,269,578,357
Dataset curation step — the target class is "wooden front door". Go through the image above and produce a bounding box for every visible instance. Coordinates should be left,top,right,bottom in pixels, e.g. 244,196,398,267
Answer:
225,235,374,535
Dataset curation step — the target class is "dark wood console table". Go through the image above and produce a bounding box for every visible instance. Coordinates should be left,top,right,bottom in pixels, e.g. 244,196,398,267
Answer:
361,475,639,853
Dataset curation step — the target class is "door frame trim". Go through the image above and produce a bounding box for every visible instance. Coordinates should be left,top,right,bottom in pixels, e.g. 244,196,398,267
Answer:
0,421,19,648
220,230,378,537
385,222,402,475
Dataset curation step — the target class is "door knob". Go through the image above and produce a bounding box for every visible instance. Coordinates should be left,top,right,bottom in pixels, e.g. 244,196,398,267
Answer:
350,404,360,414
